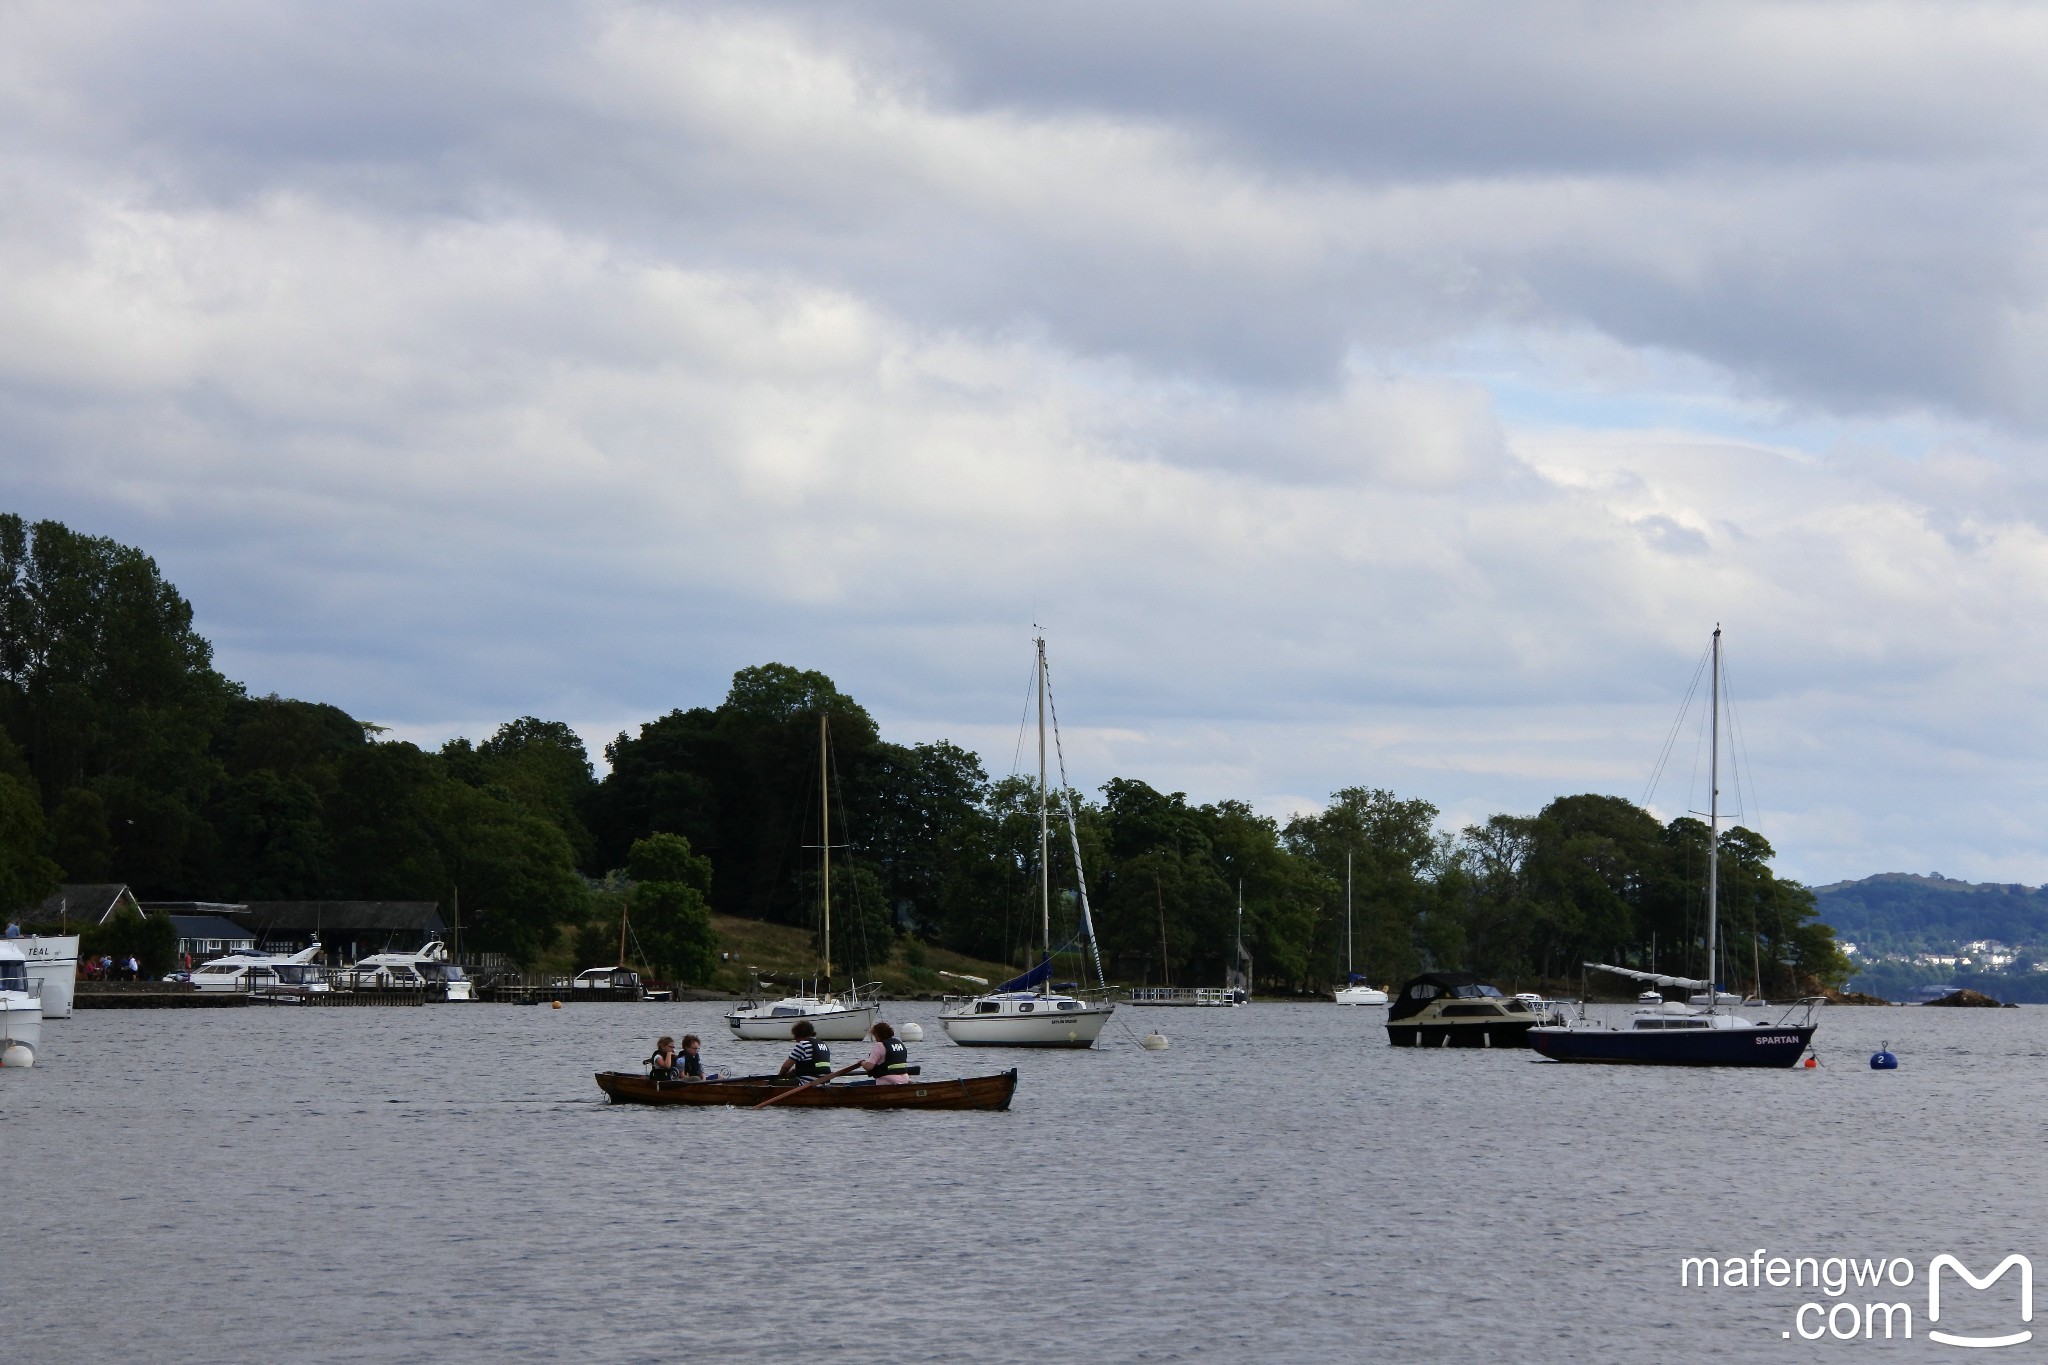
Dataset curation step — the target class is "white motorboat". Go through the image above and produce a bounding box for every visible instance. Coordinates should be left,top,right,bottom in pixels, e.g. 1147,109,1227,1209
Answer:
724,713,884,1042
189,943,327,994
1331,852,1388,1005
940,637,1115,1049
10,932,79,1019
339,940,473,1000
0,941,43,1057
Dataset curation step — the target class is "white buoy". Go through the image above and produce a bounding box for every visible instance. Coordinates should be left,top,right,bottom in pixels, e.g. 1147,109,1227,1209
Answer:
898,1022,924,1042
1141,1031,1169,1051
1,1042,33,1068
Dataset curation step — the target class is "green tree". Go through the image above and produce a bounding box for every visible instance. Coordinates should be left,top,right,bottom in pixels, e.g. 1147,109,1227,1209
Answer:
626,832,718,984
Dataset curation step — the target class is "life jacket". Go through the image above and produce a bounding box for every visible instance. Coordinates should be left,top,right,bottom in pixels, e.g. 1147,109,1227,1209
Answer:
680,1051,703,1079
868,1038,910,1077
790,1039,833,1077
645,1051,677,1081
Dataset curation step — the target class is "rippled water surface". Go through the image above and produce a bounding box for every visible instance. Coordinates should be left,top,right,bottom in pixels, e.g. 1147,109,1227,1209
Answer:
7,1000,2045,1361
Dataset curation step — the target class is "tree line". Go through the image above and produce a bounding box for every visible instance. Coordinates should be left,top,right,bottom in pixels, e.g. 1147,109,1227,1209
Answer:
0,513,1851,993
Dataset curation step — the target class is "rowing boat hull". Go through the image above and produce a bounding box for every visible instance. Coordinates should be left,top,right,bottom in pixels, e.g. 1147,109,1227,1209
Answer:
595,1069,1018,1110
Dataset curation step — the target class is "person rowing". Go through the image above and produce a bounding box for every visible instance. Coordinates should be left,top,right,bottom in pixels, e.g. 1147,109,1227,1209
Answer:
777,1020,834,1082
853,1020,913,1085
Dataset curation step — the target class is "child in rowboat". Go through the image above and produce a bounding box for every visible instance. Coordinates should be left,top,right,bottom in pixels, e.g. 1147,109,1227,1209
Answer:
645,1036,679,1081
677,1034,717,1080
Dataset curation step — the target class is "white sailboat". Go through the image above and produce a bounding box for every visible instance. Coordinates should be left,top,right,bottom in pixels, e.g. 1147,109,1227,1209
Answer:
725,714,881,1042
1332,852,1388,1006
940,637,1115,1047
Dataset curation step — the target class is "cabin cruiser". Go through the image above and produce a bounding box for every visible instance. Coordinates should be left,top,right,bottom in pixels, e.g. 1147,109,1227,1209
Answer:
189,944,327,994
3,930,79,1019
0,941,43,1057
339,941,473,1000
1385,972,1566,1048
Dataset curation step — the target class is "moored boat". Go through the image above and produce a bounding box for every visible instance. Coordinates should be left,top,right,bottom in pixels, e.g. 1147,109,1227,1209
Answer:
939,637,1116,1048
594,1069,1018,1111
1385,972,1565,1048
0,941,43,1056
1527,628,1825,1069
13,932,79,1018
1331,854,1388,1005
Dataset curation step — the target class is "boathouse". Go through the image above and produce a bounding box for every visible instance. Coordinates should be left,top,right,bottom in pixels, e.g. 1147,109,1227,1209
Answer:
29,884,143,925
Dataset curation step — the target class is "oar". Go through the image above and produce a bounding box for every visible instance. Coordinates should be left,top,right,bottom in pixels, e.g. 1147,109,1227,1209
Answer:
750,1061,862,1109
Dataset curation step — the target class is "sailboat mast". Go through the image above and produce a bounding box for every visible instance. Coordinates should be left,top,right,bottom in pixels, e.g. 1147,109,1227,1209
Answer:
1346,851,1354,978
1705,625,1721,1008
820,712,832,992
1037,637,1050,995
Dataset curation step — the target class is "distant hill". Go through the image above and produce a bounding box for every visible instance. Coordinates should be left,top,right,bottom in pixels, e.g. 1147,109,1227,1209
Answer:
1814,873,2048,1002
1814,873,2048,955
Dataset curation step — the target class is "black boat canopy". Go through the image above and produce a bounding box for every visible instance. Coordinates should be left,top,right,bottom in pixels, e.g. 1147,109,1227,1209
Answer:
1387,972,1505,1021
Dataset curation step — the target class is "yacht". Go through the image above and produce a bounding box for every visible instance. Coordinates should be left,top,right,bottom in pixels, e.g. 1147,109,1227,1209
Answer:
1385,972,1566,1048
1529,628,1823,1067
0,941,43,1058
339,941,473,1000
724,713,882,1042
1331,854,1389,1005
189,943,327,994
940,637,1115,1048
6,931,79,1018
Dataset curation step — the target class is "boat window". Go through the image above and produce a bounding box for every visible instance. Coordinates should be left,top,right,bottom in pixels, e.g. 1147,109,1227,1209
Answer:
1409,984,1440,1000
976,1002,1000,1014
1438,1003,1503,1017
197,964,238,975
0,963,26,992
1504,999,1529,1013
1017,1002,1035,1012
1056,1001,1078,1011
772,1006,804,1017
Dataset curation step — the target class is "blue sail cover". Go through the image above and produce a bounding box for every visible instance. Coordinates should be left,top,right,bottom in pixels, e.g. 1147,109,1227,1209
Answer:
996,937,1082,994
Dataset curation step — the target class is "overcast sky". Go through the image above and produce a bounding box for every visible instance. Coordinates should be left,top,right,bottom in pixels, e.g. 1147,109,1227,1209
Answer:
7,1,2048,884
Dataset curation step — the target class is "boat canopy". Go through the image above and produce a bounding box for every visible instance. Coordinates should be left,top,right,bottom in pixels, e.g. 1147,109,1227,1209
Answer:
1388,972,1504,1021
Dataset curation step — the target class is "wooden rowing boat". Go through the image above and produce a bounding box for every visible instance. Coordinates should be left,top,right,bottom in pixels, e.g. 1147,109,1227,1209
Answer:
594,1069,1018,1111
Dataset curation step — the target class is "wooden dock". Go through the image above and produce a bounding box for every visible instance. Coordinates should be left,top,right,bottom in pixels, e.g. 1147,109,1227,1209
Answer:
76,989,249,1009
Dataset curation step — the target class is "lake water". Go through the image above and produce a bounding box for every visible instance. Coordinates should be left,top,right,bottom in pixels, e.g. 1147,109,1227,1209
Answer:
5,999,2042,1361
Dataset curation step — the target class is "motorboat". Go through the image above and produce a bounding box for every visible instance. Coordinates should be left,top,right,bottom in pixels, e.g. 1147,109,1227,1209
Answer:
1331,853,1388,1005
0,941,43,1058
339,941,473,1000
1529,629,1823,1068
1385,972,1566,1048
189,943,327,994
6,931,79,1019
940,637,1115,1048
725,712,883,1043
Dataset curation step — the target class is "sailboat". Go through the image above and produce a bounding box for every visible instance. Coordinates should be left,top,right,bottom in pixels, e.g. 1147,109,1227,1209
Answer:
724,714,882,1042
1332,852,1388,1006
1530,626,1822,1066
939,637,1116,1047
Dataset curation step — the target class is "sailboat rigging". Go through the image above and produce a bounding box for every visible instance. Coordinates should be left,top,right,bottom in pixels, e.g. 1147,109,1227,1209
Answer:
1530,626,1822,1066
724,714,883,1042
939,637,1116,1047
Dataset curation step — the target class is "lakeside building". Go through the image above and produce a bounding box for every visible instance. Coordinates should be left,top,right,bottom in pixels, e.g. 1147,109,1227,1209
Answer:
31,884,143,925
231,901,447,962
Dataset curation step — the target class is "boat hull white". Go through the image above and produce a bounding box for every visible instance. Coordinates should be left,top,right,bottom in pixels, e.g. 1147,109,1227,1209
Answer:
20,936,79,1018
0,996,42,1053
1333,985,1388,1006
726,1001,879,1041
940,1006,1114,1048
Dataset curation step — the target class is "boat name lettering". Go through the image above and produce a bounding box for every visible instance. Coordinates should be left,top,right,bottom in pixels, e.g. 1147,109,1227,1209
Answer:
1754,1035,1800,1044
